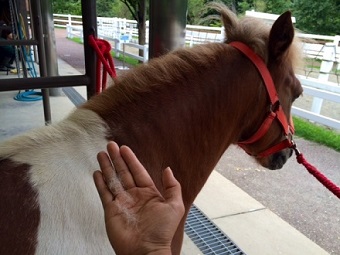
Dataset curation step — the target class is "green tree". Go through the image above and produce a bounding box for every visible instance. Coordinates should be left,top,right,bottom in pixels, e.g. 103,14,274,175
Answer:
52,0,81,15
187,0,205,24
111,1,133,18
52,0,131,18
97,0,115,17
293,0,340,35
264,0,292,14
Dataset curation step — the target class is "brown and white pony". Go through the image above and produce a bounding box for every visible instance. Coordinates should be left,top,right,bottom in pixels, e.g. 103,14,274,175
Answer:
0,5,302,255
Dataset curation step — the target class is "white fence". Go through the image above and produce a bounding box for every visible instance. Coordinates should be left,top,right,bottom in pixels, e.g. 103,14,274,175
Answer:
294,76,340,130
54,14,224,63
295,36,340,130
53,14,340,130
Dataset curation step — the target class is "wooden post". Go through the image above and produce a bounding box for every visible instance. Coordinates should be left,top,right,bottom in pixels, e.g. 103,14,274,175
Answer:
149,0,188,59
311,43,336,114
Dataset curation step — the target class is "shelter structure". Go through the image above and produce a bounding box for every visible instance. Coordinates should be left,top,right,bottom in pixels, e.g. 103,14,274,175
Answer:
0,0,188,124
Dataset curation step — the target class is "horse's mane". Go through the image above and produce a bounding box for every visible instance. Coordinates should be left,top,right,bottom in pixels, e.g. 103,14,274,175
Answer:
84,4,302,113
84,43,229,111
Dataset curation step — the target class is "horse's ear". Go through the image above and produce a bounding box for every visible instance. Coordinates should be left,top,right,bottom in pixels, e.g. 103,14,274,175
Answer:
268,11,294,59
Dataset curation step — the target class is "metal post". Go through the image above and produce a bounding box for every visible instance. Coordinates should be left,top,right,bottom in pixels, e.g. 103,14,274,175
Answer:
30,0,52,125
81,0,97,99
39,0,62,96
149,0,188,59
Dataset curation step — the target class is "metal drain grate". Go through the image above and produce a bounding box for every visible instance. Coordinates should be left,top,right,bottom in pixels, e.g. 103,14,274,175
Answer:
62,87,86,106
185,205,245,255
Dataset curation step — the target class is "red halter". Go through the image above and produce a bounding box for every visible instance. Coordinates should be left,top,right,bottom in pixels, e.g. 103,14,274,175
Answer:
230,41,295,158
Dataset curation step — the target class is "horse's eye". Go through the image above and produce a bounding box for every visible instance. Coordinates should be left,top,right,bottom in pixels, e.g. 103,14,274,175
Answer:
292,93,301,102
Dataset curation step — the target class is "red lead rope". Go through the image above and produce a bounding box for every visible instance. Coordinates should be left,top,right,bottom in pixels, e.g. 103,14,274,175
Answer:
88,35,117,94
292,145,340,199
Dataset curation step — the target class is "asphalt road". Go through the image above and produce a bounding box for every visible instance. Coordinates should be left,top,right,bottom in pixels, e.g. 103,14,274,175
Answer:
217,140,340,255
55,28,340,255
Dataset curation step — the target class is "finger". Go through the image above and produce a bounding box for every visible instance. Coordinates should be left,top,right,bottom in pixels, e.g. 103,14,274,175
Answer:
162,167,184,214
120,145,155,187
107,142,136,189
93,170,114,207
97,149,124,195
97,150,115,180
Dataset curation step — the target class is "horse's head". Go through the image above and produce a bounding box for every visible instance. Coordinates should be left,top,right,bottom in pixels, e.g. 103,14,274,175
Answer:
217,5,303,169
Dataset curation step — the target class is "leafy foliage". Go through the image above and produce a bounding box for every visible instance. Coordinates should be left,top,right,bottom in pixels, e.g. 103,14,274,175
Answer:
264,0,292,14
52,0,340,35
293,0,340,35
52,0,82,15
52,0,132,18
96,0,116,17
187,0,205,24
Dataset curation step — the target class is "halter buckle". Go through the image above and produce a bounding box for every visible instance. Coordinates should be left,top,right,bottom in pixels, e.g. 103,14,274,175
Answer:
290,140,301,156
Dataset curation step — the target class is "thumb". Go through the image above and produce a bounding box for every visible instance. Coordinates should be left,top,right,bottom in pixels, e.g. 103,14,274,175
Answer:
162,167,184,213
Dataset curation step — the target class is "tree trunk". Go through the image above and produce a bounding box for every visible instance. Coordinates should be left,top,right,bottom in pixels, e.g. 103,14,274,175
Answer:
137,0,146,59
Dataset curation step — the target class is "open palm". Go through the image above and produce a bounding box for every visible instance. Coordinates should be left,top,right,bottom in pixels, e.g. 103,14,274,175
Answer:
94,142,184,255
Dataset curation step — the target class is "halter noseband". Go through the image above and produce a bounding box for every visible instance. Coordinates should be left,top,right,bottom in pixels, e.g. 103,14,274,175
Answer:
230,41,295,158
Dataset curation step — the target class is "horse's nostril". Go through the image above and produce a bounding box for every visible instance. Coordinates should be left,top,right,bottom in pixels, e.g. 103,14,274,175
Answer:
268,152,289,170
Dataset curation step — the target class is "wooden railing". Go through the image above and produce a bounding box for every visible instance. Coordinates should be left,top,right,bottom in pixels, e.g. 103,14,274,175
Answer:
294,76,340,129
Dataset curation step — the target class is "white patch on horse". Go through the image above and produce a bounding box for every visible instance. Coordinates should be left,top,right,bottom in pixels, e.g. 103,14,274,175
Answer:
0,109,115,254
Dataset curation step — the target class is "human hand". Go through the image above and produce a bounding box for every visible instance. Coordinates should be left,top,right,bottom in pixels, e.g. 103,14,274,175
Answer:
93,142,185,255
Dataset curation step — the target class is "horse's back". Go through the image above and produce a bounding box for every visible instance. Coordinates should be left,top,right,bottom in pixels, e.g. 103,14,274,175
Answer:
0,109,113,254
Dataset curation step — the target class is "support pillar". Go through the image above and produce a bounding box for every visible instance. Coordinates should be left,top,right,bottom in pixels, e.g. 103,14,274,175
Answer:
81,0,97,99
40,0,62,96
30,0,52,124
149,0,188,59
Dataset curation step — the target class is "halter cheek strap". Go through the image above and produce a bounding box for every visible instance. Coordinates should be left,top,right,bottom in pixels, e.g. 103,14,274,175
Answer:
229,41,294,158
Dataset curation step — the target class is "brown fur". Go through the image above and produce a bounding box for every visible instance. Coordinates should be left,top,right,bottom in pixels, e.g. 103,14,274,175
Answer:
82,7,302,254
0,5,302,255
0,159,40,255
0,5,302,254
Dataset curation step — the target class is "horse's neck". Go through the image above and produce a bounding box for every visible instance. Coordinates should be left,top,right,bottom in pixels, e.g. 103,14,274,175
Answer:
83,44,264,204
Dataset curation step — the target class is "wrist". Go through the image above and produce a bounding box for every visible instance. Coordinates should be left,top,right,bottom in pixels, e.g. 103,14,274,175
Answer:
141,246,172,255
145,247,172,255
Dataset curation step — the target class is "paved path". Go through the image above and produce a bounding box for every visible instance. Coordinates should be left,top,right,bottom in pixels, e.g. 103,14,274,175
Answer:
55,29,86,74
218,143,340,255
55,28,131,75
55,29,340,254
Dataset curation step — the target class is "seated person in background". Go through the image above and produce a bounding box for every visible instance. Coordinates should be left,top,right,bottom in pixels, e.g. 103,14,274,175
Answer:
0,28,15,71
